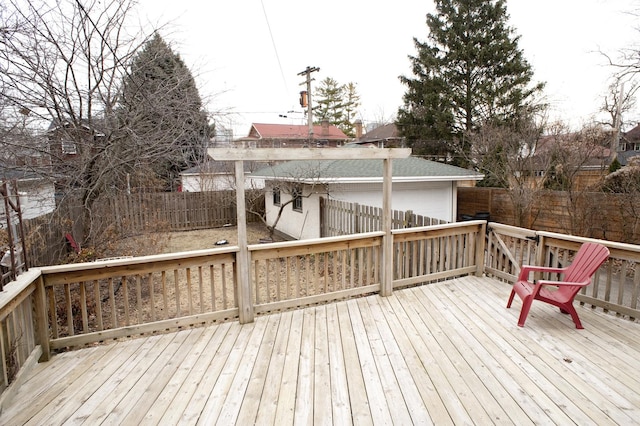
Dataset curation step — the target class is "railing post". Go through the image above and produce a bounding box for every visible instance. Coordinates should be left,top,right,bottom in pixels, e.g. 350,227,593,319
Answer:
535,233,546,268
34,275,50,362
234,160,254,324
381,158,393,296
475,222,487,277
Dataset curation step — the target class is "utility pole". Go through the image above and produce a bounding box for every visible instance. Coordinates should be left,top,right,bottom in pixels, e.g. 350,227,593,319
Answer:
298,66,320,146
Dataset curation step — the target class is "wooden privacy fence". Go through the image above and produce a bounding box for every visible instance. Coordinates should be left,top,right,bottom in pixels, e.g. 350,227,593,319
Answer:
458,187,640,244
320,197,448,237
105,190,264,235
21,191,265,267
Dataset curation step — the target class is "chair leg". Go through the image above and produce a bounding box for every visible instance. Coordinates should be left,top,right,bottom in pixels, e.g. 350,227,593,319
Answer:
517,296,534,327
507,289,516,308
562,304,584,329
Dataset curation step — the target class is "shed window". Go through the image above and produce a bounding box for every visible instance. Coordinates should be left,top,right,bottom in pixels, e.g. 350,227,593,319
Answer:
273,187,281,206
292,186,303,212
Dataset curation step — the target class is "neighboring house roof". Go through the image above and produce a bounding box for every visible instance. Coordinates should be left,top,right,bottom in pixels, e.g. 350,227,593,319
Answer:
361,123,402,142
46,118,106,137
623,123,640,142
250,156,483,183
248,123,348,141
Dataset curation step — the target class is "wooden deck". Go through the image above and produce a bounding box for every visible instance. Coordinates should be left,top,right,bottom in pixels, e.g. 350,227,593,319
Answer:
2,276,640,425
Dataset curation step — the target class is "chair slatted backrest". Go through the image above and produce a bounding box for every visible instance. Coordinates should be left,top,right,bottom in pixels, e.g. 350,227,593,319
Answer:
558,243,610,300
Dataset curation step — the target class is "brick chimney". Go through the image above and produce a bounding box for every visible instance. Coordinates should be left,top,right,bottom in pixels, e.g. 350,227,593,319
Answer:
355,119,363,139
321,119,329,136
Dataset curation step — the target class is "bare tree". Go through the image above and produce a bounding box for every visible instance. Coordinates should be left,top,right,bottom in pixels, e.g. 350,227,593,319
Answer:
466,113,546,227
601,155,640,242
540,123,612,235
601,76,639,131
248,161,333,240
1,0,152,245
1,0,210,253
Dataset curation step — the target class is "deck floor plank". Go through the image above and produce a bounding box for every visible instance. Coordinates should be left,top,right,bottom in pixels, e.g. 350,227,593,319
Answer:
313,306,333,426
378,294,452,425
325,303,352,425
152,322,233,425
346,298,394,424
364,295,432,424
2,276,640,425
80,333,186,424
273,309,304,425
5,343,116,423
445,277,638,425
335,301,372,425
356,296,413,425
196,321,260,424
177,322,243,424
24,335,153,425
293,307,316,425
235,314,282,425
216,313,272,426
428,281,612,425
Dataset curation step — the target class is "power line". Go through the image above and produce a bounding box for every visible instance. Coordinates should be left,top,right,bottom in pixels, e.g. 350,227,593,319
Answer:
260,0,289,100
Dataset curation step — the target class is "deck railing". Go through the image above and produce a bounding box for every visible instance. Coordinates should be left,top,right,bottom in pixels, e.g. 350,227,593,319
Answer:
486,222,640,320
2,219,639,405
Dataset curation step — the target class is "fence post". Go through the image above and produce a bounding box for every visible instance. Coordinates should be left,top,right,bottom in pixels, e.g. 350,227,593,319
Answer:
404,210,413,228
354,203,360,234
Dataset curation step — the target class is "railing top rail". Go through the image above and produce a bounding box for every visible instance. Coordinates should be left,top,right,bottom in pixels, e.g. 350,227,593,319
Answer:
248,231,385,253
38,246,240,275
0,268,41,316
536,230,640,253
392,220,485,236
487,222,537,237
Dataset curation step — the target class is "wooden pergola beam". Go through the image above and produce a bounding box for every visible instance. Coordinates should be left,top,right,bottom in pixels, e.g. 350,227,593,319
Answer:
208,147,411,161
207,147,412,323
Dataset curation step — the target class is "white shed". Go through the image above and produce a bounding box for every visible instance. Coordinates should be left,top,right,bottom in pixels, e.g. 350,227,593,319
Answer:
180,160,267,192
251,156,483,240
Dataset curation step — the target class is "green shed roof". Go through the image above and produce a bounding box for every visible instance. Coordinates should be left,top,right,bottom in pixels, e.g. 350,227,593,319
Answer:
250,156,483,183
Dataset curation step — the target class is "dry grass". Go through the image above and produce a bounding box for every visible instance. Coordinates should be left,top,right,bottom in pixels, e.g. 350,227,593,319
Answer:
111,223,274,257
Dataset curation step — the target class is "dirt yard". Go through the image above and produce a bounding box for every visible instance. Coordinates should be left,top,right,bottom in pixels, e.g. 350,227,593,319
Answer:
112,223,275,257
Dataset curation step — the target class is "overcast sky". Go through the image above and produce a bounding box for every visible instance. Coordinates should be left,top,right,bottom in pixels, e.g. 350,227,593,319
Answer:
139,0,639,137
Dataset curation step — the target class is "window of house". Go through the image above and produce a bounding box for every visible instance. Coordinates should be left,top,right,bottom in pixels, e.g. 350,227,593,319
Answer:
619,142,627,151
61,140,77,155
273,187,281,206
292,186,303,212
634,143,640,151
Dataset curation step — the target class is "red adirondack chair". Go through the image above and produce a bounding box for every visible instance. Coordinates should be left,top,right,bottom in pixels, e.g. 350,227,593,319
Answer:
507,242,610,329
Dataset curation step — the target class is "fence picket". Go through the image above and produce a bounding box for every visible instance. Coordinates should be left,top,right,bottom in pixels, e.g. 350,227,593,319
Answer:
320,197,447,237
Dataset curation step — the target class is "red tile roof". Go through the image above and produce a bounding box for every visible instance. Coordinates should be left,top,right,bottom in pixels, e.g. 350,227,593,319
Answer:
250,123,348,140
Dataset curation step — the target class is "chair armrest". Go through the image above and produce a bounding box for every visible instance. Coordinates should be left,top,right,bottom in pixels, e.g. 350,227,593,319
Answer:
537,279,591,288
518,265,566,281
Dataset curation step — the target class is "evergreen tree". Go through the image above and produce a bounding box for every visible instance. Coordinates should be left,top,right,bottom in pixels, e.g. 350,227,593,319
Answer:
342,82,361,137
313,77,360,138
396,0,543,164
119,34,210,189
